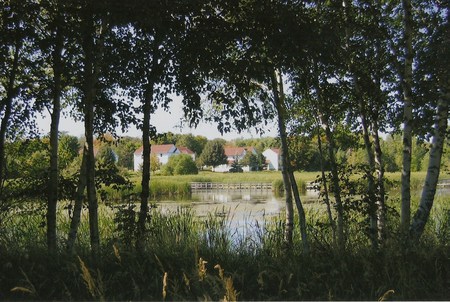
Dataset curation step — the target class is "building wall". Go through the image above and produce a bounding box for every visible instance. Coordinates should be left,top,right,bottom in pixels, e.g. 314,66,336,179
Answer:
263,149,280,171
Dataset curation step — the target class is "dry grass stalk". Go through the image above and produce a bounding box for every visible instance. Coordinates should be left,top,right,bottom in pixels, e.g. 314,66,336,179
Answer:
198,257,207,281
162,272,168,301
378,289,395,301
78,256,104,301
10,269,37,297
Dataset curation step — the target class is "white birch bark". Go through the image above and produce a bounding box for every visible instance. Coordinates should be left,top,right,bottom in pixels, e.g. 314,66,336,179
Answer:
410,95,449,240
400,0,414,232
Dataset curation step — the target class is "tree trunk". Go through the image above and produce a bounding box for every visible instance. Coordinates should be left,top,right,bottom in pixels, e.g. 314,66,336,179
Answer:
272,68,308,250
372,119,386,243
0,38,21,194
137,84,153,245
319,113,345,250
371,0,387,244
400,0,414,233
317,127,336,246
410,95,448,240
271,69,294,246
47,15,64,253
81,11,101,257
360,105,378,249
67,151,87,254
343,0,378,248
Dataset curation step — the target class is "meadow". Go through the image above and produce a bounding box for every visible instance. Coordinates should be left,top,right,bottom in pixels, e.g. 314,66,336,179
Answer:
0,171,449,300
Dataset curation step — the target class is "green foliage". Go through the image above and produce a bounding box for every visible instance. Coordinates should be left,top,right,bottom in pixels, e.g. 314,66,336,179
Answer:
96,146,117,166
58,134,80,170
240,152,265,171
228,159,243,173
176,134,207,157
161,154,198,176
2,193,450,301
272,179,284,197
150,153,160,174
199,139,227,168
113,136,141,170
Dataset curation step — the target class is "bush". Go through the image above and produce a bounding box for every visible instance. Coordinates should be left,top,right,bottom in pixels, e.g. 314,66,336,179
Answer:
161,154,198,176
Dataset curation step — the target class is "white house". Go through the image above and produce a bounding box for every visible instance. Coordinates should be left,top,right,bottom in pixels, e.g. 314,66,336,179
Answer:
134,144,178,171
262,148,281,171
213,146,257,172
133,144,196,171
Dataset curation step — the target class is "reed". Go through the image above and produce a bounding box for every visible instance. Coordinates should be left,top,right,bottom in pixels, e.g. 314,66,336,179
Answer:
1,173,450,301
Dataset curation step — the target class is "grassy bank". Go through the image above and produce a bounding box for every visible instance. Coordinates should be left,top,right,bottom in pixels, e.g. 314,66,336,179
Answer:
121,170,433,201
125,171,327,201
1,198,449,301
1,171,448,300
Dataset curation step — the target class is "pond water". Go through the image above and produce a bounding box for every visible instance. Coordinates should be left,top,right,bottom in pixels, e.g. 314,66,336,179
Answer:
154,186,450,239
156,189,321,241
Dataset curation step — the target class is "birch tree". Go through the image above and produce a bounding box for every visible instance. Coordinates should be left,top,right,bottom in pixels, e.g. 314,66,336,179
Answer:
400,0,414,232
33,0,68,253
409,2,449,240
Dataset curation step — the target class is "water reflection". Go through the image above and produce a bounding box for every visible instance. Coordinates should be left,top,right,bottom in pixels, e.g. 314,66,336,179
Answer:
156,189,321,243
158,190,284,219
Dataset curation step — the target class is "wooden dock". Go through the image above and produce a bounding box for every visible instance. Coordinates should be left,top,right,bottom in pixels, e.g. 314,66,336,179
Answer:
437,179,450,187
190,182,272,190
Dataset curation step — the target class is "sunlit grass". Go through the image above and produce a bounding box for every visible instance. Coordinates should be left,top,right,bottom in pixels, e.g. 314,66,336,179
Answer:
1,171,449,300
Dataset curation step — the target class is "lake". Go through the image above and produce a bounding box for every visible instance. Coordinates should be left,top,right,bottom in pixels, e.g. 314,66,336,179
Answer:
155,189,321,241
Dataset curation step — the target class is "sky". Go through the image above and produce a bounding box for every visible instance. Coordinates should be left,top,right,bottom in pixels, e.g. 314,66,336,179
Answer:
36,97,278,141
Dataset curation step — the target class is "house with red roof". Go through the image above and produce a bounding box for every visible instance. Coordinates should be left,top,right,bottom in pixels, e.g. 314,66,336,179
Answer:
177,146,196,161
214,146,257,172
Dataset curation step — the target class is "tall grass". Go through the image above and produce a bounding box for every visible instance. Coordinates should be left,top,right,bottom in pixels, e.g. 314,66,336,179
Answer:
123,171,318,201
1,171,448,300
1,193,450,300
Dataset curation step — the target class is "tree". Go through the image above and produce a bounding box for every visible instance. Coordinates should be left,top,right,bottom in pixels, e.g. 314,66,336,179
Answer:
150,153,160,174
59,134,80,170
107,1,205,242
114,136,140,170
289,0,347,249
229,157,243,173
161,154,198,176
341,0,393,247
199,139,227,169
240,152,257,171
176,134,207,157
0,0,38,196
409,1,449,240
96,145,117,167
66,0,112,256
31,0,70,252
400,0,414,234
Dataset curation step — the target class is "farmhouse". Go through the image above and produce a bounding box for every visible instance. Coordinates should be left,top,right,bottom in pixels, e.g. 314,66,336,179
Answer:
213,146,257,172
134,144,195,171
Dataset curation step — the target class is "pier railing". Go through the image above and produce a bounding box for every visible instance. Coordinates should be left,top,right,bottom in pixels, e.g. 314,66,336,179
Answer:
190,182,272,190
437,179,450,187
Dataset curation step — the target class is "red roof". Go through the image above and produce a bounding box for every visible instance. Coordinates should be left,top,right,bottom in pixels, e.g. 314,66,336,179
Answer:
177,146,195,155
224,146,255,157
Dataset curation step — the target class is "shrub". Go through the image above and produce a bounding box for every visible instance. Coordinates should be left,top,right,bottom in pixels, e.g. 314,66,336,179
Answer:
161,154,198,176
